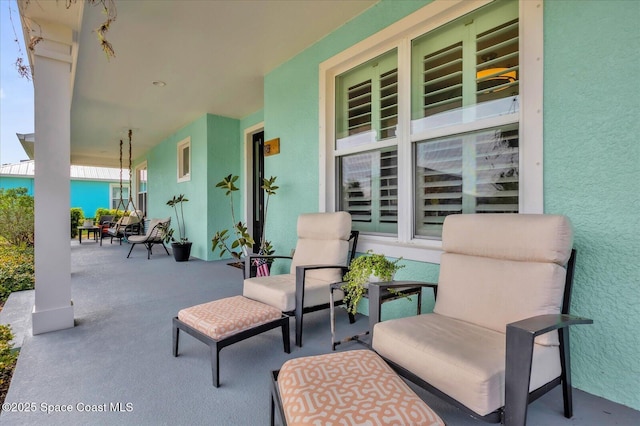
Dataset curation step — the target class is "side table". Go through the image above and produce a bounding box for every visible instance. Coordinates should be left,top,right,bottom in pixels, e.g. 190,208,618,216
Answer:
329,281,423,350
77,226,100,243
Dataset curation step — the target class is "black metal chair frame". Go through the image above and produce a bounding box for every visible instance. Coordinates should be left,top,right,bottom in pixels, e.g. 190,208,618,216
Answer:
244,230,359,348
367,249,593,426
126,220,170,259
100,219,141,246
173,314,290,388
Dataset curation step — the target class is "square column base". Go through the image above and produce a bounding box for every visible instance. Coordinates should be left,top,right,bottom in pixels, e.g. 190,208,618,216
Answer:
32,302,74,335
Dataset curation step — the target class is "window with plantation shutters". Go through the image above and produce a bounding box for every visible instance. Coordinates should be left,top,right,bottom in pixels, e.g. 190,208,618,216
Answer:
411,0,520,238
322,0,542,259
335,49,399,236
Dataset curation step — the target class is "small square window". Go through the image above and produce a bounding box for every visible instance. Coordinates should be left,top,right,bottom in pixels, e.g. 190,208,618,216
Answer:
177,137,191,183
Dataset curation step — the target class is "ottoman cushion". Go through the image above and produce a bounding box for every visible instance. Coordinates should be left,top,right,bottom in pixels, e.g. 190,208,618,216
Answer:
178,295,283,341
277,349,444,426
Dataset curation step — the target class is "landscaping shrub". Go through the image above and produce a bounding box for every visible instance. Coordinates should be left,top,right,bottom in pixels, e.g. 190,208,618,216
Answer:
70,208,85,238
0,188,34,247
0,244,35,303
94,208,122,224
0,324,18,407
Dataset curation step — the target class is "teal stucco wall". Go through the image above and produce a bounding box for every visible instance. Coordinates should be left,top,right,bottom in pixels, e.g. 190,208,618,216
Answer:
70,180,111,218
262,0,639,411
0,176,35,194
144,114,241,261
1,176,112,218
542,0,640,411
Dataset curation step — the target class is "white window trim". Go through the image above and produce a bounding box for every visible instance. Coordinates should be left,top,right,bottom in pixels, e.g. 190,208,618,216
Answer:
319,0,543,263
177,137,191,183
109,182,131,210
135,160,148,213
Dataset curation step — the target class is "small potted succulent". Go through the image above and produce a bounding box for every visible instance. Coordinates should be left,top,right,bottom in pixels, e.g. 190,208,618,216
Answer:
163,194,191,261
342,250,405,315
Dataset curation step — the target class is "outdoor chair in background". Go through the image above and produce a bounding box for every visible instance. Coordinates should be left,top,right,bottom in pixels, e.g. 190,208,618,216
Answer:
98,215,114,239
127,217,171,259
243,212,358,347
101,210,143,246
368,214,593,425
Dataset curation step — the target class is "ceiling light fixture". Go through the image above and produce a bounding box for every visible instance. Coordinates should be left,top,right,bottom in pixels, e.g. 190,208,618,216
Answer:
152,80,167,87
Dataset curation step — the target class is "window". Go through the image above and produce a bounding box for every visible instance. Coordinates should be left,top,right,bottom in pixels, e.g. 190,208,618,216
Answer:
136,162,148,217
177,137,191,182
321,0,542,262
110,183,131,210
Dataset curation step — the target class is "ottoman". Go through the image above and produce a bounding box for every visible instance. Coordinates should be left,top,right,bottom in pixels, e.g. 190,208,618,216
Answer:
271,349,444,425
173,295,290,387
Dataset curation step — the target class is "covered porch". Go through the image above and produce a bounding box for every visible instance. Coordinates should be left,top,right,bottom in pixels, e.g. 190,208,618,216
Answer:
1,240,638,425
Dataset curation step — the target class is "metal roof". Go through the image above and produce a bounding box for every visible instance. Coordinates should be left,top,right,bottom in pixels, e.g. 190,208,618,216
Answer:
0,160,129,181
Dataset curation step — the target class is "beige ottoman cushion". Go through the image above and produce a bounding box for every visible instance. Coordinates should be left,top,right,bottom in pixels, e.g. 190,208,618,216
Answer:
278,350,444,426
178,295,282,341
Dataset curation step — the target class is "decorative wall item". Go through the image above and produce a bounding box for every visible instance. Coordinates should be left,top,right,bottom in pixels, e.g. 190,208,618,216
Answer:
264,138,280,156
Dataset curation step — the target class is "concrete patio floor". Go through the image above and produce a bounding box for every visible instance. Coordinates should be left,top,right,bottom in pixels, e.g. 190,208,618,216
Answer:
0,239,638,425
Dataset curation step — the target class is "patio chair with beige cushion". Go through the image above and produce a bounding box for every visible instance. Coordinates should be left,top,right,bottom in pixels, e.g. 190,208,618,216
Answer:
101,211,143,246
243,212,358,347
127,217,171,259
368,214,593,425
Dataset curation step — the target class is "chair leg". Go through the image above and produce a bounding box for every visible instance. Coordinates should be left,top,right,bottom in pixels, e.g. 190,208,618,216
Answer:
270,394,276,426
348,312,356,324
559,328,574,418
211,344,220,388
172,324,180,357
127,243,136,258
162,243,170,256
282,319,291,354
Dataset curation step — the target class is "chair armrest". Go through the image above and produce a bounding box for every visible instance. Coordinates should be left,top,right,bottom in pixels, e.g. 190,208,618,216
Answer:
368,281,438,336
505,314,592,425
244,254,293,278
507,314,593,337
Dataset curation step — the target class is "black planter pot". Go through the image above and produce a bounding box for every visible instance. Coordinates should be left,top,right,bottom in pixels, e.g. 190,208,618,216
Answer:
171,242,192,262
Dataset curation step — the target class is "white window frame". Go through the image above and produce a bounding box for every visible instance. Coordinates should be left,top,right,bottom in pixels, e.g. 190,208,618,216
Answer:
319,0,543,263
177,137,191,183
135,161,148,216
109,183,131,210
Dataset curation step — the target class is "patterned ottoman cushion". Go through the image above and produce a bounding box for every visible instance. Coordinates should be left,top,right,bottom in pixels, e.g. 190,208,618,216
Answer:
278,349,444,426
178,295,283,341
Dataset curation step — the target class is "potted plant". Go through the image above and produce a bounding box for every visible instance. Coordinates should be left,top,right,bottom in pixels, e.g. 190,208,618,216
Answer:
211,175,279,273
164,194,191,262
341,250,405,315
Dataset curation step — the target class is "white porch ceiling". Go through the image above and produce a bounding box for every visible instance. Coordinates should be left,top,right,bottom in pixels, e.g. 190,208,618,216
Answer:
70,0,377,167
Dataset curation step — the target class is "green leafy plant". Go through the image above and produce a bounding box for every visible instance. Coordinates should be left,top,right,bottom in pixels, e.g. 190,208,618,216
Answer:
342,250,405,315
211,175,254,259
70,207,85,238
163,194,189,244
258,176,278,255
0,188,34,246
0,324,19,405
0,243,34,303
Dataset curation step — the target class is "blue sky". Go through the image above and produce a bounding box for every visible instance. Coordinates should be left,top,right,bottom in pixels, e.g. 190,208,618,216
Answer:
0,0,33,165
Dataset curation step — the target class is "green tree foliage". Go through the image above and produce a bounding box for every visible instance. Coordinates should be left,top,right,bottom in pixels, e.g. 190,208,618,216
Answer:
0,324,18,400
0,188,34,247
70,208,85,238
0,244,34,303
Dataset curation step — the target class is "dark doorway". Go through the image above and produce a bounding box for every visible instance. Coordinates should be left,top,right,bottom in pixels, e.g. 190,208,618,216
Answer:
252,131,265,253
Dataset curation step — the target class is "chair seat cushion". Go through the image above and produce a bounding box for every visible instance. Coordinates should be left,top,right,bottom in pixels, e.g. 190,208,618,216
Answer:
177,295,283,341
278,349,444,426
372,313,561,416
243,273,343,312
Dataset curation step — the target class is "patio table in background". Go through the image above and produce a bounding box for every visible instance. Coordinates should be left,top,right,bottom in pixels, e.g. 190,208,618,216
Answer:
77,226,100,243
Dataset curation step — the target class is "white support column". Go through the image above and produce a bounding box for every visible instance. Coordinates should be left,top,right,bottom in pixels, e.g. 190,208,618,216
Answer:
31,22,75,335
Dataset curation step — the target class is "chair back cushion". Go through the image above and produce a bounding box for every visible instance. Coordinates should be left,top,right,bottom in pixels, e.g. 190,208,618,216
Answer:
147,217,170,239
290,212,352,283
433,214,573,346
